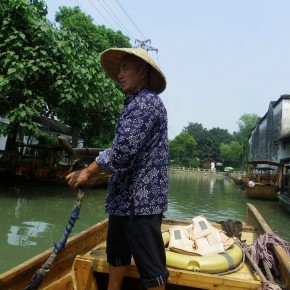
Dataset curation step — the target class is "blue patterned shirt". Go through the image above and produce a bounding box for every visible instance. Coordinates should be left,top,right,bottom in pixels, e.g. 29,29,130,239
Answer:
96,88,168,216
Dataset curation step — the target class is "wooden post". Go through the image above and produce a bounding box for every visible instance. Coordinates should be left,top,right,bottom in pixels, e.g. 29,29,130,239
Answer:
73,257,98,290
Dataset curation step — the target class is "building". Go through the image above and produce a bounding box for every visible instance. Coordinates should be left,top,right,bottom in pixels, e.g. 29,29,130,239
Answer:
0,116,72,151
200,158,216,171
248,94,290,162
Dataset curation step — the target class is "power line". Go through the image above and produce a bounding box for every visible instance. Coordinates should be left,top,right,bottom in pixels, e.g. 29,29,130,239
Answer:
101,0,134,39
87,0,115,28
74,0,113,28
115,0,147,40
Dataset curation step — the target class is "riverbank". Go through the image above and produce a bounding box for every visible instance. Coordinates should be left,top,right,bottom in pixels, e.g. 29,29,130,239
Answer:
169,166,245,176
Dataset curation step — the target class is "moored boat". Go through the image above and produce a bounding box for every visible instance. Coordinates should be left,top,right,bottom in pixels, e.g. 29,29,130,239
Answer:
242,160,282,200
230,175,245,186
278,157,290,214
0,203,289,290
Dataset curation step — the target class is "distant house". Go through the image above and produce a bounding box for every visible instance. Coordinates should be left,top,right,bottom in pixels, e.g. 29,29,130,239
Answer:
0,117,9,150
200,158,216,171
248,94,290,162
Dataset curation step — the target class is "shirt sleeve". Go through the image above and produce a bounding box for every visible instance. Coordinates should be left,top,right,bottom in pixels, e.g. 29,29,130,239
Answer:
96,96,157,174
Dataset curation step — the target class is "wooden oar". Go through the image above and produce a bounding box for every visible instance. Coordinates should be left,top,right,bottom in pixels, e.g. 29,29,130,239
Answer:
237,240,282,290
220,220,283,290
22,158,84,290
58,136,103,157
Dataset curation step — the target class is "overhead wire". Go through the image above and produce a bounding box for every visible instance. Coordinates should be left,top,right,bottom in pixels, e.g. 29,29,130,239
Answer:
100,0,135,39
114,0,147,41
70,1,174,136
74,0,109,27
86,0,115,29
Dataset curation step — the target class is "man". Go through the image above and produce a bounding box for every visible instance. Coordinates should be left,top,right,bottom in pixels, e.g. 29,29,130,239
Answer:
66,48,169,290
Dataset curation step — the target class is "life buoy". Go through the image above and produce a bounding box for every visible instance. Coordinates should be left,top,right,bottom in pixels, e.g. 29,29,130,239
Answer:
162,231,243,274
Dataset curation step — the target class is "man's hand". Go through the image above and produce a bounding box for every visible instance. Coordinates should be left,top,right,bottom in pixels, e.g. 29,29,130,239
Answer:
66,161,102,190
66,169,89,190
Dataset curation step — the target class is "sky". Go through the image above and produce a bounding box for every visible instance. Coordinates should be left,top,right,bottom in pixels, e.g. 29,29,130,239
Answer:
45,0,290,139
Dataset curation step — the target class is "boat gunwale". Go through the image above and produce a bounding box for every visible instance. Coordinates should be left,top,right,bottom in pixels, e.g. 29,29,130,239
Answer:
0,204,289,290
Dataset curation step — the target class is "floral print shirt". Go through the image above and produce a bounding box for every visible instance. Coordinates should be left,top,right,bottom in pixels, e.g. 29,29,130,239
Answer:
96,88,168,216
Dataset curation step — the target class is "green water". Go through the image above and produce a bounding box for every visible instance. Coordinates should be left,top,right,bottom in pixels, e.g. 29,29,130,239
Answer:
0,171,289,274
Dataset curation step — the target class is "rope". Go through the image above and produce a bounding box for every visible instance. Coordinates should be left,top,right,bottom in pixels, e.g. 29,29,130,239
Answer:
23,160,84,290
220,220,285,290
250,232,290,273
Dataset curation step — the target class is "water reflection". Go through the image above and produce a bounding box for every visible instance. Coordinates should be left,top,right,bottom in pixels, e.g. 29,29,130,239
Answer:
14,197,28,218
8,221,50,246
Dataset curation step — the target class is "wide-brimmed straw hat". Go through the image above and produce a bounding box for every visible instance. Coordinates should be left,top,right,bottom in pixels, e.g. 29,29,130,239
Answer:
100,47,166,94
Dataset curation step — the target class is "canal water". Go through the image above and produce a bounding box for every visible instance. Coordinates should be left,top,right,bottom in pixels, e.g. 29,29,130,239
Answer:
0,171,289,274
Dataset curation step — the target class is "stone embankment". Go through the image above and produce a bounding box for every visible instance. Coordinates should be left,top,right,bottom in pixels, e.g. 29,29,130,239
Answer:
169,166,245,176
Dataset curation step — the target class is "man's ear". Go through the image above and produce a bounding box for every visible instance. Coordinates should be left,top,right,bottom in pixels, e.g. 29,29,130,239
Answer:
140,65,150,80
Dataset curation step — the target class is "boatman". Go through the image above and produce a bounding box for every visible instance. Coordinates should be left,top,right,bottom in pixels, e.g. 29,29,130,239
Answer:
66,47,169,290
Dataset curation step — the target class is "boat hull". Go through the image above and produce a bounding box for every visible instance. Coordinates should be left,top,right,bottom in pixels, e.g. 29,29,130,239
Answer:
0,204,289,290
244,183,279,200
278,193,290,214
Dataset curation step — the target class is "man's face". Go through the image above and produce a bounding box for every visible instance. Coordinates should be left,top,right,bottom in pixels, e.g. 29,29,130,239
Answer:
118,55,146,94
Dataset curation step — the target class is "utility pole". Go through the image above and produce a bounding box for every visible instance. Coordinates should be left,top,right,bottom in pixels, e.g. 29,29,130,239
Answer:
135,39,158,54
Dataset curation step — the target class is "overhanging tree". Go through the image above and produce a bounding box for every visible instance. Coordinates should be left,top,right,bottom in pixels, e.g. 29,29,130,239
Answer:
54,6,131,147
234,113,258,168
0,0,130,150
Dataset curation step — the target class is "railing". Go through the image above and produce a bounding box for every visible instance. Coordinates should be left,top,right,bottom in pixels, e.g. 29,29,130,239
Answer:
169,166,214,173
169,167,246,175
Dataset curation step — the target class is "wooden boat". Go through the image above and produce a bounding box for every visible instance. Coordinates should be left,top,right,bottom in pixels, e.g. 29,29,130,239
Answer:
242,160,282,200
0,203,289,290
278,157,290,214
0,143,71,185
230,175,245,186
0,142,109,187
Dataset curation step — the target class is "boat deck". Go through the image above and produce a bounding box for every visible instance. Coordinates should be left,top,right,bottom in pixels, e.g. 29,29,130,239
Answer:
1,209,289,290
71,223,263,290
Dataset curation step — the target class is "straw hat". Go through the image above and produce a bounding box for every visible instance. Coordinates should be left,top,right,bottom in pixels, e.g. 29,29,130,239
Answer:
100,48,166,94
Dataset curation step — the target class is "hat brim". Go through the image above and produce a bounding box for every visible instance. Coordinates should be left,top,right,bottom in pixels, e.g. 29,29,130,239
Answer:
100,48,166,94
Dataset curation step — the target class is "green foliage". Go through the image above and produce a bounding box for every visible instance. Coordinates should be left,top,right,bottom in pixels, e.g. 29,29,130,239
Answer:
55,6,131,52
0,0,131,150
54,5,131,147
220,141,243,166
234,113,258,168
169,131,197,166
36,132,58,145
0,0,65,149
183,123,232,161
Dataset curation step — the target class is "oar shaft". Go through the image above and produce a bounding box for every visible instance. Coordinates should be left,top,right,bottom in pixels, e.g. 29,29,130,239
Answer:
245,250,267,283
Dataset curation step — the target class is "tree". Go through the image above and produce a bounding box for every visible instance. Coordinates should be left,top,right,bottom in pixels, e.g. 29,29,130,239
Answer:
55,6,131,52
220,141,243,167
183,123,209,159
0,0,61,150
0,0,130,150
54,6,132,146
234,113,258,167
207,127,232,160
169,132,197,167
183,123,232,161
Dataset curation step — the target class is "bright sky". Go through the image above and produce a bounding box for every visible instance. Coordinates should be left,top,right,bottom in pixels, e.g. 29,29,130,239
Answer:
45,0,290,139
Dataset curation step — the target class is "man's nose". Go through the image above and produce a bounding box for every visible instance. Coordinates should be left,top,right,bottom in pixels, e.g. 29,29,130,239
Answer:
118,71,123,80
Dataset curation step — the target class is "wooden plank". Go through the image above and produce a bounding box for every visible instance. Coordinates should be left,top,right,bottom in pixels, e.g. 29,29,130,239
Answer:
73,257,98,290
0,219,108,290
247,203,290,289
42,272,74,290
85,242,262,290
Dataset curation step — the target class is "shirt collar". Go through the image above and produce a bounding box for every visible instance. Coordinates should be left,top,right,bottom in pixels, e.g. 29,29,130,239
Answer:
123,87,149,106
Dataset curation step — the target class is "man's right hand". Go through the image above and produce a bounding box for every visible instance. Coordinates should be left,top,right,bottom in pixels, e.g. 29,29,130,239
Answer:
66,169,89,190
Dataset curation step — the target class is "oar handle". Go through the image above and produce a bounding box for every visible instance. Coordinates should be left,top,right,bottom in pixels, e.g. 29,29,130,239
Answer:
58,136,104,157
